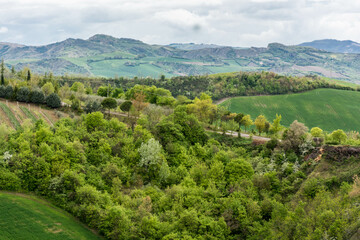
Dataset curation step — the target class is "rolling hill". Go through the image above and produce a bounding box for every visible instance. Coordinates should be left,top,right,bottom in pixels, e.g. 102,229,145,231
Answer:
299,39,360,53
3,35,360,82
220,88,360,132
0,192,101,240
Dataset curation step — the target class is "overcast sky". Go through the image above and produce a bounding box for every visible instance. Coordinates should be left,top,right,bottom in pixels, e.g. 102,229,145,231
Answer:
1,0,360,47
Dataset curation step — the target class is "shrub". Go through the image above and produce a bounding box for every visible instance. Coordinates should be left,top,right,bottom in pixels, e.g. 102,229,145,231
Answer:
30,90,45,104
5,85,13,99
0,169,21,191
16,87,30,102
225,158,254,183
46,93,61,108
330,129,347,144
0,85,5,98
84,100,102,114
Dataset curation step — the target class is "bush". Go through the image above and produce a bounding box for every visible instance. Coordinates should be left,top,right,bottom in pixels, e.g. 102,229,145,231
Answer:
84,100,102,114
30,90,45,104
303,178,321,198
0,85,5,98
225,158,254,183
5,85,13,99
0,169,21,191
330,129,347,144
16,87,30,102
46,93,61,108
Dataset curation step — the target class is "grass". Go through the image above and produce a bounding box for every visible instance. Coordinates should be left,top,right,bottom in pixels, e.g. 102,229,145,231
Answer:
0,102,22,130
0,192,101,240
221,88,360,132
19,106,38,122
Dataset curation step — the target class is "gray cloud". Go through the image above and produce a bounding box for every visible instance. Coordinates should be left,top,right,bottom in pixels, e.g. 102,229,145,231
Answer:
0,0,359,47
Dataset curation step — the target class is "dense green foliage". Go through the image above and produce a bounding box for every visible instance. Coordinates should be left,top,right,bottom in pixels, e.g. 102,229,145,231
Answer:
1,106,360,239
59,71,357,101
1,64,360,239
0,193,101,239
46,93,62,108
221,88,360,131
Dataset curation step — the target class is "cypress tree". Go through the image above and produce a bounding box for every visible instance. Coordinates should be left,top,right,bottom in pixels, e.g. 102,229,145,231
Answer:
1,59,5,85
27,70,31,81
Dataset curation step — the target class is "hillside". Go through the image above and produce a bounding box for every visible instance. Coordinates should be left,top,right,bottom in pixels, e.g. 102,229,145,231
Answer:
0,192,100,240
0,99,64,129
3,35,360,82
220,88,360,132
300,39,360,53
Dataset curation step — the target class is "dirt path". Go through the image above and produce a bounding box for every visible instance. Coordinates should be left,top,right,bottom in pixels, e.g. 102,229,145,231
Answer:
207,130,271,142
214,97,231,105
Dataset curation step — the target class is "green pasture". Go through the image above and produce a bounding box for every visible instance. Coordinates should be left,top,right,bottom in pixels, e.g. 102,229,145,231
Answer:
221,88,360,132
0,192,101,240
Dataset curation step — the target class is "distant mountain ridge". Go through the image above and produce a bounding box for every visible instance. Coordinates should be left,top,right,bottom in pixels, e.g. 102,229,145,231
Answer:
2,34,360,83
299,39,360,53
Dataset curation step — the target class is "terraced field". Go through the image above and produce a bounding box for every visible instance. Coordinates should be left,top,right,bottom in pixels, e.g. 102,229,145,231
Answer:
221,88,360,132
0,192,101,240
0,99,64,129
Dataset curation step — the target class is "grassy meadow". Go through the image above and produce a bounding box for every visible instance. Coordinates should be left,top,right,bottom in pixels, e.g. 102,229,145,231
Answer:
0,192,101,240
221,88,360,132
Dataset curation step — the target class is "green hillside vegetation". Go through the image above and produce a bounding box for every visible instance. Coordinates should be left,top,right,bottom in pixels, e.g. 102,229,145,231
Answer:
0,192,101,240
1,106,360,239
221,88,360,131
59,71,357,101
4,34,360,82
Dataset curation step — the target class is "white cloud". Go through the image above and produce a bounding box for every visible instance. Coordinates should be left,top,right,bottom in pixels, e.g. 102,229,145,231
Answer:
0,0,360,47
0,27,8,33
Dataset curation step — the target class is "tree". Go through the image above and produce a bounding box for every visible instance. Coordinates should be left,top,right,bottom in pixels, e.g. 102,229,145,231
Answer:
254,115,267,135
241,114,253,132
27,70,31,82
282,120,309,153
16,87,30,102
84,100,101,114
234,113,244,138
30,90,45,104
85,111,105,131
227,119,238,135
111,88,124,98
225,158,254,183
132,93,149,117
187,93,217,124
0,85,5,98
46,93,61,108
11,66,15,75
138,138,164,177
120,100,133,117
70,82,85,93
5,85,13,99
0,59,4,85
310,127,323,138
101,97,117,116
41,82,55,96
330,129,347,144
270,114,283,137
264,121,271,135
97,85,113,97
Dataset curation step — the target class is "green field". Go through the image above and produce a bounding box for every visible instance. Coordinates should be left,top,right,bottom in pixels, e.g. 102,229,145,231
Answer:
0,192,101,240
221,88,360,132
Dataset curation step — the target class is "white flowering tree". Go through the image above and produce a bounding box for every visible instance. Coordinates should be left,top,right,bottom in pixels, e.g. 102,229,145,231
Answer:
139,138,166,171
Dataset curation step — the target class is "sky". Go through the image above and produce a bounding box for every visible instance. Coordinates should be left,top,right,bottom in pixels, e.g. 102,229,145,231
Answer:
1,0,360,47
